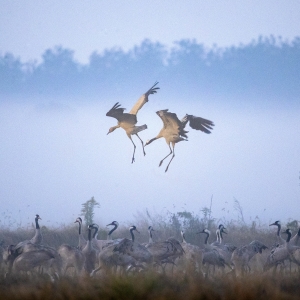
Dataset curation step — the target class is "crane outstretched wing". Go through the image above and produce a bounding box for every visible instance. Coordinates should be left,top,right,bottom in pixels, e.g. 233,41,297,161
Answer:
186,115,214,134
129,82,160,115
106,102,126,120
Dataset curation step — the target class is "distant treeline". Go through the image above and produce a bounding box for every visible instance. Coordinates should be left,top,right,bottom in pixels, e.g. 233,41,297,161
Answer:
1,36,300,100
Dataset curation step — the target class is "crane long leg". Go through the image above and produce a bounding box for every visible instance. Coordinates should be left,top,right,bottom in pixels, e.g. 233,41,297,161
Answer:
135,133,146,156
165,144,175,172
129,136,136,163
159,144,172,167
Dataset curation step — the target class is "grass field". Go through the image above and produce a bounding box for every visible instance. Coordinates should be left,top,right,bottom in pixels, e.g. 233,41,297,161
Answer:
1,272,300,300
1,209,299,299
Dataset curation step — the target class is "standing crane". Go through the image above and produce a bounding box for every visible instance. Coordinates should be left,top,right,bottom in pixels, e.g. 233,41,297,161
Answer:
106,82,160,163
145,109,214,172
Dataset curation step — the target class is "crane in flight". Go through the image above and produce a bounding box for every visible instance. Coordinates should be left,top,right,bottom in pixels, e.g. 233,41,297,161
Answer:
145,109,214,172
106,82,159,163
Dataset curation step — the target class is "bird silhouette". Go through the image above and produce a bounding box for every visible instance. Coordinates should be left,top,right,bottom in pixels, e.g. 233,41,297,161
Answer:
145,109,214,172
106,82,159,163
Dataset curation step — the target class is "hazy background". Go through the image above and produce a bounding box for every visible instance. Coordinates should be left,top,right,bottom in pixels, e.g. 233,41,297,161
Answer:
0,1,299,229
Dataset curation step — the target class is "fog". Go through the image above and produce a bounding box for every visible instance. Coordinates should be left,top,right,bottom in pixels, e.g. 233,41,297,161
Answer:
0,95,299,229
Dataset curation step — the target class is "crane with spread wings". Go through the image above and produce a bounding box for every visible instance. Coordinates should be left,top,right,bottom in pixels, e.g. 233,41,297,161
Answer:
145,109,214,172
106,82,159,163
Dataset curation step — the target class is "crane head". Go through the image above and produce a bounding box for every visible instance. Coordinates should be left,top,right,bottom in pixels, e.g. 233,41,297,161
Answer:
107,126,117,135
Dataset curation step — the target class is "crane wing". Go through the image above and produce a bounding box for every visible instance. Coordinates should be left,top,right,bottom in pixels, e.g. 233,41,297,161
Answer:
113,238,133,255
106,102,126,121
156,110,181,130
186,115,215,134
157,110,188,139
129,82,160,115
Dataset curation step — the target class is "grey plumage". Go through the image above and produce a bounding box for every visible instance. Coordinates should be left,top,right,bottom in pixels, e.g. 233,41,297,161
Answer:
113,226,152,264
178,230,203,274
57,220,85,276
231,240,268,276
13,214,43,254
264,228,300,273
82,225,97,274
197,229,225,277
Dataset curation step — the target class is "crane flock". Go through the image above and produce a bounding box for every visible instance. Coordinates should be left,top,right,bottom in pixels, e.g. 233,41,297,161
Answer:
106,82,215,171
2,215,300,280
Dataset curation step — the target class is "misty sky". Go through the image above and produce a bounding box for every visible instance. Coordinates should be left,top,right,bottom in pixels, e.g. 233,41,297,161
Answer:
0,1,300,229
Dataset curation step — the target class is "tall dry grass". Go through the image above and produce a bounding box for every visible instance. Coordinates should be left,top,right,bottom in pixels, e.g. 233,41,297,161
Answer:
0,272,300,300
1,207,299,299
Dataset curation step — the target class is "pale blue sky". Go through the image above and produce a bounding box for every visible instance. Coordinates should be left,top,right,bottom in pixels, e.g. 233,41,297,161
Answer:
1,1,300,63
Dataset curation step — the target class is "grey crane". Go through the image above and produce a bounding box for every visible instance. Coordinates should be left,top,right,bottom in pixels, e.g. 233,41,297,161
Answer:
57,220,85,276
12,249,57,281
231,240,268,276
106,221,120,240
264,228,300,274
197,229,225,277
212,228,236,271
113,225,152,264
11,214,43,257
145,109,214,172
82,225,98,274
145,226,155,244
57,244,85,276
6,243,61,280
90,222,120,252
178,230,203,274
91,225,144,276
106,82,160,163
142,227,185,271
269,220,300,272
269,220,285,246
211,224,226,247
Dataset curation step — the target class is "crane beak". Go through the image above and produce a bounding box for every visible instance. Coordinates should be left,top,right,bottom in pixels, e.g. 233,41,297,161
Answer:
135,229,140,234
106,223,113,226
269,223,275,226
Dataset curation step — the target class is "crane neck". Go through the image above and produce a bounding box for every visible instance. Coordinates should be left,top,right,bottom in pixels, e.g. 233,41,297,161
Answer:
88,227,92,242
204,232,209,245
78,221,82,235
286,231,292,243
216,229,220,243
276,224,281,237
107,223,118,240
219,230,223,243
148,230,154,243
35,217,40,229
181,232,187,244
92,226,98,239
130,228,135,242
